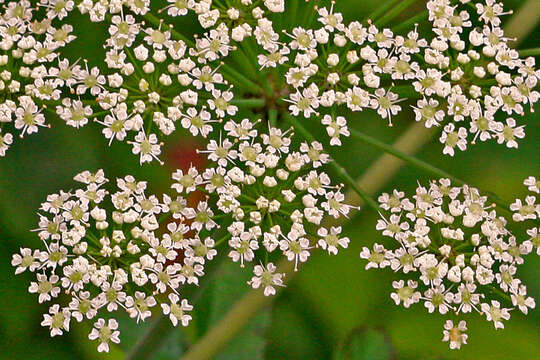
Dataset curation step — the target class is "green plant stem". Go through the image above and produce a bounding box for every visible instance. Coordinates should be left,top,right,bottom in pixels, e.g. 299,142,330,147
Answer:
126,315,174,360
284,114,380,212
375,0,419,28
518,48,540,57
288,0,299,28
230,98,266,108
268,108,278,127
243,40,275,97
391,85,422,99
367,0,402,22
220,66,264,95
503,0,540,46
179,260,295,360
348,128,515,214
392,11,428,33
344,122,438,210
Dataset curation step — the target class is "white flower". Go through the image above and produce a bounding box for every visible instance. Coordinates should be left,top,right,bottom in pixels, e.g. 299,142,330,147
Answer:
125,291,156,322
522,227,540,255
523,176,539,193
14,96,47,137
390,280,420,308
345,86,370,111
69,291,97,321
11,248,40,274
180,107,215,137
280,231,311,271
317,3,344,32
511,285,536,314
321,115,349,146
41,304,71,337
360,243,389,269
129,131,163,165
412,98,444,128
200,136,237,167
510,196,539,222
286,87,320,118
88,318,120,353
29,273,61,303
496,118,525,148
317,226,349,255
207,89,237,118
228,232,259,267
247,262,285,296
161,293,193,326
172,166,202,194
481,300,511,329
440,123,467,156
376,213,409,239
442,320,467,350
424,282,454,314
0,129,13,157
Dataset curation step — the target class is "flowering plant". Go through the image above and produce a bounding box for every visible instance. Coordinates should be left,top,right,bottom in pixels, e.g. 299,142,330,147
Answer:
2,0,539,357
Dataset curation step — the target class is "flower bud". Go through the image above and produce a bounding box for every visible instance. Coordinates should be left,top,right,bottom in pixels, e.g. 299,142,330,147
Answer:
327,53,339,67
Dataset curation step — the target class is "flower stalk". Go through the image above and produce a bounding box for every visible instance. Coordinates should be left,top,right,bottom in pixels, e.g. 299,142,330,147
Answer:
348,128,516,214
375,0,420,27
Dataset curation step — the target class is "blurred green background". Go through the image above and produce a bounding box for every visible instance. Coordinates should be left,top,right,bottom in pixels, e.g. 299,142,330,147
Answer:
0,0,538,359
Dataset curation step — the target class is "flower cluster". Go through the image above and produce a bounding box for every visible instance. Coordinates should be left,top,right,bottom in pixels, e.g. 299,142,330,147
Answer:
424,0,538,155
245,0,539,153
1,0,259,162
78,0,284,47
90,6,240,165
2,0,537,160
361,178,538,349
11,169,219,352
4,0,539,356
175,119,355,294
277,5,413,127
0,0,78,155
12,150,355,350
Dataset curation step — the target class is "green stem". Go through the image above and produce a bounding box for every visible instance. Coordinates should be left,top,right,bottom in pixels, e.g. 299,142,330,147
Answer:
179,264,289,360
230,98,266,108
288,0,299,29
375,0,419,28
391,85,421,99
241,40,274,97
367,0,402,22
488,286,513,303
220,66,263,95
126,315,174,360
284,114,379,212
348,128,515,214
124,49,145,81
518,48,540,57
328,160,380,212
503,0,540,46
392,11,428,33
268,108,278,127
214,233,231,247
